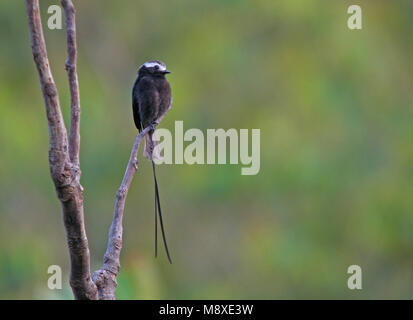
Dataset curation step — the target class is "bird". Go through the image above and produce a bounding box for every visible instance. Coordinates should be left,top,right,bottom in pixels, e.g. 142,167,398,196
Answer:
132,60,173,264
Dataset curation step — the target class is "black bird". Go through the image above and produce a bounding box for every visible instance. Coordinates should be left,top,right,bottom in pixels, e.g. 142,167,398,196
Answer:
132,60,172,263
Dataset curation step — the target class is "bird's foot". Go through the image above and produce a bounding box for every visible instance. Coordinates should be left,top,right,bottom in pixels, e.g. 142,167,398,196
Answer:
148,122,158,131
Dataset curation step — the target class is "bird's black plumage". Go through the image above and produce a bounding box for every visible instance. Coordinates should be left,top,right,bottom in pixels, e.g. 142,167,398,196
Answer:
133,60,171,133
132,60,172,263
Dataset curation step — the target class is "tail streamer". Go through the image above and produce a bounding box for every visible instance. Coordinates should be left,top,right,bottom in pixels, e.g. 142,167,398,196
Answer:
152,160,172,264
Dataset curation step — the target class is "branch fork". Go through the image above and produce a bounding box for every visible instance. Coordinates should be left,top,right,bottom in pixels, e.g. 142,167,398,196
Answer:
25,0,145,299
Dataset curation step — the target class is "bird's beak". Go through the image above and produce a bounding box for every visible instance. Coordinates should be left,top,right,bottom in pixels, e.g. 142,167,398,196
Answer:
163,70,171,74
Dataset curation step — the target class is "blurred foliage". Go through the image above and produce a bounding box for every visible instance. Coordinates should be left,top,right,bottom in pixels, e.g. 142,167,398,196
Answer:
0,0,413,299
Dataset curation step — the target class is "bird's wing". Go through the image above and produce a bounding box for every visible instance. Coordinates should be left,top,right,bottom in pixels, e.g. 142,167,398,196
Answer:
137,77,160,129
132,80,142,131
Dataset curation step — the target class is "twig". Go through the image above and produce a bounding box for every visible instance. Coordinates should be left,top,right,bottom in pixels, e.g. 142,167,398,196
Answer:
93,127,151,300
61,0,81,168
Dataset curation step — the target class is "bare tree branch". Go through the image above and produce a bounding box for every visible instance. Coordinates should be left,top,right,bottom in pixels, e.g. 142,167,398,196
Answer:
26,0,147,300
26,0,67,153
93,127,151,300
61,0,81,168
25,0,97,300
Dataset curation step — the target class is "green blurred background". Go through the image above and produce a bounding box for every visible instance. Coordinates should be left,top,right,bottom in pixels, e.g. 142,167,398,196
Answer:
0,0,412,299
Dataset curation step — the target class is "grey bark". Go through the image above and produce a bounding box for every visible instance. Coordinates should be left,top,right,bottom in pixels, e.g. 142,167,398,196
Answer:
25,0,145,300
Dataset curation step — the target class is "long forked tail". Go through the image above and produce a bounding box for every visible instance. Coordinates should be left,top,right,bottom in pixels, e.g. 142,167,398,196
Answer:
152,160,172,264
